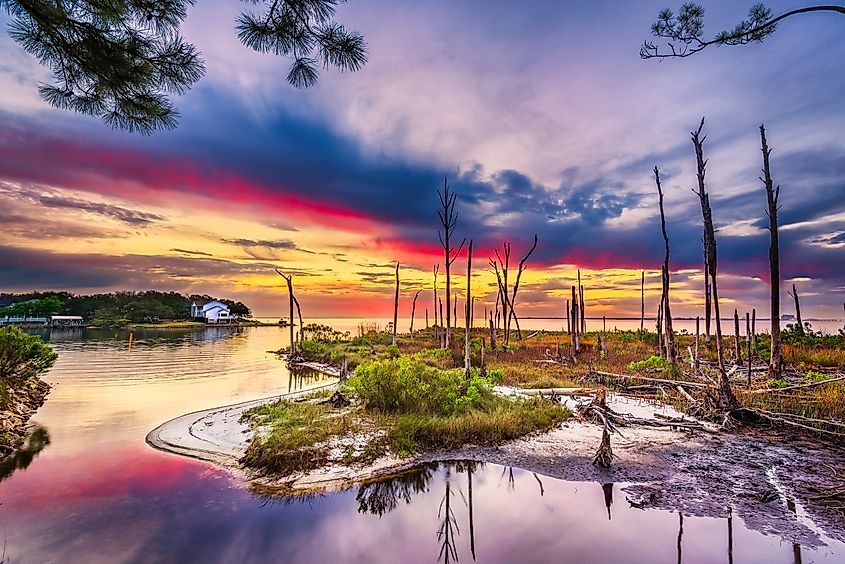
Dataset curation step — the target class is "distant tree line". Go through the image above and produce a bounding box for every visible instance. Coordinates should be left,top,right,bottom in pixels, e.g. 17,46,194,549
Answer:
0,291,251,325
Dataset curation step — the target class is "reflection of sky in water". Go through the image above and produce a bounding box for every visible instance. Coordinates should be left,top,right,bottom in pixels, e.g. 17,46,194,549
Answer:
0,328,843,563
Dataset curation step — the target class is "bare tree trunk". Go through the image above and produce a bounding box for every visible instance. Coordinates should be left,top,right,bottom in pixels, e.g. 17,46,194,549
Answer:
692,118,737,408
657,297,663,353
746,312,752,388
694,316,700,375
292,294,304,346
640,271,645,332
760,125,782,378
439,299,444,349
392,262,399,346
654,166,675,361
438,179,465,350
489,311,496,351
465,240,473,379
578,269,586,334
275,268,296,356
571,285,580,353
433,264,439,346
566,299,571,334
752,308,757,353
410,289,422,337
704,242,711,345
790,283,804,335
426,308,429,329
734,309,741,362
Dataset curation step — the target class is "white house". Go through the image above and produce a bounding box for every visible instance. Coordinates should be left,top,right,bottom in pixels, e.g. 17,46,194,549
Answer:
190,300,231,323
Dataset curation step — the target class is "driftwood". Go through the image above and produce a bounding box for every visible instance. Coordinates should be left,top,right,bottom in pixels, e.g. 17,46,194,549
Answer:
731,408,845,441
521,387,596,396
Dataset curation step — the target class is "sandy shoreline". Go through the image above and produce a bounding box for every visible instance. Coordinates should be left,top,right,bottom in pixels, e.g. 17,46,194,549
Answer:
146,378,845,549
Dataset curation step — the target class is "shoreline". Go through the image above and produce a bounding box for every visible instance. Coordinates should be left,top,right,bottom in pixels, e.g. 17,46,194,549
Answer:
145,383,845,548
0,376,51,459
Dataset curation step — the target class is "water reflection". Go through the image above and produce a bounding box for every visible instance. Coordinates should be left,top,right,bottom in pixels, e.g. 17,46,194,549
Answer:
0,426,49,483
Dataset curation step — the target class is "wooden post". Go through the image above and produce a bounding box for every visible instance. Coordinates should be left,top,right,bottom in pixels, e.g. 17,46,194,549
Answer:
392,262,400,346
426,308,429,329
746,311,752,388
734,309,741,362
465,240,473,379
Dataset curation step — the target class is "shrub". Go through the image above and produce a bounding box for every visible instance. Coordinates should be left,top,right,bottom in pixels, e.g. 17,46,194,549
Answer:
628,355,671,372
344,358,488,416
0,326,57,408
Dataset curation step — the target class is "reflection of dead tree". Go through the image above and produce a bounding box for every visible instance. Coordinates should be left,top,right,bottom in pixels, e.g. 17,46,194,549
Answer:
601,482,613,520
728,507,734,564
356,464,435,517
490,235,538,348
677,513,684,564
438,468,460,564
274,268,297,355
533,473,545,497
437,178,466,349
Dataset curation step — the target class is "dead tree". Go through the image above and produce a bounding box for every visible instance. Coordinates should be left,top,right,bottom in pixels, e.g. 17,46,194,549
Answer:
760,124,783,377
292,294,304,347
433,264,440,344
703,242,712,345
439,299,445,348
578,269,586,334
692,118,737,408
654,166,675,361
694,316,700,375
410,289,422,337
437,178,465,349
465,240,473,379
571,285,580,353
734,309,741,361
752,308,757,352
746,312,752,388
274,268,297,355
640,271,645,332
392,262,400,346
490,235,538,347
566,299,571,334
789,283,804,335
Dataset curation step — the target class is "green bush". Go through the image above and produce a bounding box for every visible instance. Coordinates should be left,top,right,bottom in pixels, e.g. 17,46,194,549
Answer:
628,355,671,372
0,327,57,408
344,357,489,416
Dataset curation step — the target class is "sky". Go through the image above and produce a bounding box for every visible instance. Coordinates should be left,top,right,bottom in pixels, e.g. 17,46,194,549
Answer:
1,0,844,320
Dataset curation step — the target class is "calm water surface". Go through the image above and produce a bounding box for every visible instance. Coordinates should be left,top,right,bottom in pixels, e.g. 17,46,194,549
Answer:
1,327,843,563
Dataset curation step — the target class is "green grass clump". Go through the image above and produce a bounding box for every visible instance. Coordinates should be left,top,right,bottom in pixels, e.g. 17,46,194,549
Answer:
240,401,361,476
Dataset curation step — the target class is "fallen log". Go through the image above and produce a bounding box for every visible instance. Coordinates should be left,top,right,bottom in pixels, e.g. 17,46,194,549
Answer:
591,370,710,390
521,387,595,396
746,375,845,394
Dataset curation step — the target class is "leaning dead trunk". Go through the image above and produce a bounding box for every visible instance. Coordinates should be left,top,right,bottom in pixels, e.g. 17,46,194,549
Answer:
760,125,782,378
410,289,422,338
654,166,675,361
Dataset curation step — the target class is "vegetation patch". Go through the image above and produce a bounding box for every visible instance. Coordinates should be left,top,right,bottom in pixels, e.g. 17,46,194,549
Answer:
240,357,569,477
